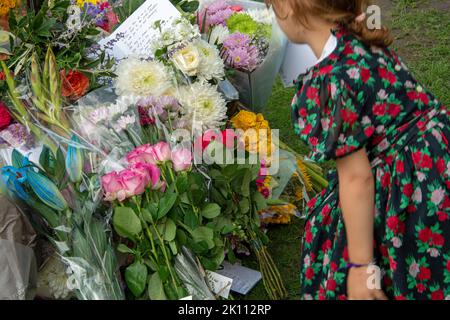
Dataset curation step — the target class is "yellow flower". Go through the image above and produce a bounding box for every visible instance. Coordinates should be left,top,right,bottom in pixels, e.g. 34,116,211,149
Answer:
231,110,257,130
76,0,105,7
295,187,303,201
0,0,17,16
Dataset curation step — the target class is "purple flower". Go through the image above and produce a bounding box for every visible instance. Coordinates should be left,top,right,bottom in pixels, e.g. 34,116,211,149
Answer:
226,46,260,71
207,0,230,13
0,123,34,149
137,96,180,126
208,8,234,26
223,32,251,49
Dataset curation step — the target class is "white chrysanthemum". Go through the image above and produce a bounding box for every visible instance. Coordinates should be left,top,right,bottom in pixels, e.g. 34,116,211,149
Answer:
177,82,227,131
37,255,72,300
209,25,230,45
115,57,173,97
247,8,275,25
195,39,225,82
151,17,200,53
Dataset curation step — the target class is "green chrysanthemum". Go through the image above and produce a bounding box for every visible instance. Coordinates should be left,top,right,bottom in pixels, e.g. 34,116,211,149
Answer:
226,13,259,37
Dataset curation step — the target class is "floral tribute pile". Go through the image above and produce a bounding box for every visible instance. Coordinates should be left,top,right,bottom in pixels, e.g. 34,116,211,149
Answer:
0,0,326,300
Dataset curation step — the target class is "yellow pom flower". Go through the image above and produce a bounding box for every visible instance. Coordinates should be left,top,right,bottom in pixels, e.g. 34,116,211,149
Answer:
76,0,104,7
0,0,17,16
230,110,257,130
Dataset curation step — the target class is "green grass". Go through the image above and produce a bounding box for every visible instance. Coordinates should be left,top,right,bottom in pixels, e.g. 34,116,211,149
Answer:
239,0,450,300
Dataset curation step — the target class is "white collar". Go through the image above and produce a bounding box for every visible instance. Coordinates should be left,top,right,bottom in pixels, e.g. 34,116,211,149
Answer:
316,34,337,64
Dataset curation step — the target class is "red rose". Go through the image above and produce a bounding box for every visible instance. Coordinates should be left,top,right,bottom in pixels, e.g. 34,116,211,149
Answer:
0,71,5,81
299,107,307,117
417,266,431,280
326,279,337,291
364,126,375,137
343,44,353,55
307,198,317,209
361,68,371,83
61,70,90,100
322,239,332,252
381,172,391,188
338,294,347,300
431,233,444,247
340,109,358,125
387,103,401,117
437,211,449,222
305,267,315,280
343,246,349,261
431,289,444,300
309,136,319,147
407,91,418,101
395,295,406,300
330,262,338,272
0,101,12,130
446,260,450,272
407,204,416,213
306,87,318,100
396,160,405,173
403,183,413,197
412,151,423,166
418,92,429,105
387,216,399,231
305,230,313,243
418,227,432,242
421,154,433,169
436,158,446,174
373,103,386,116
319,65,333,75
416,283,425,293
387,72,397,85
378,67,388,79
301,123,312,135
389,256,397,271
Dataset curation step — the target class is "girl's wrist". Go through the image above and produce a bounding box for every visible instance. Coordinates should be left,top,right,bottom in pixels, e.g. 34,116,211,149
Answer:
346,259,376,270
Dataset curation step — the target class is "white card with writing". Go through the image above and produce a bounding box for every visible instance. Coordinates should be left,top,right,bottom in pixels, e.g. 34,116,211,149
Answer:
279,42,317,87
99,0,180,60
216,261,262,295
205,271,233,299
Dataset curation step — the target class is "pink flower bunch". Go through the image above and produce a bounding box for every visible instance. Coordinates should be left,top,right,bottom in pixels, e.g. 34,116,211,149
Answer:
222,33,260,72
101,162,162,202
198,0,234,31
102,142,193,202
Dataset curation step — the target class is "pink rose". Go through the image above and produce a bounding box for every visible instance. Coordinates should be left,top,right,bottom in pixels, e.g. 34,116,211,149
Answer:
130,162,161,190
120,169,147,197
126,144,156,164
171,148,192,172
102,172,122,201
150,142,171,162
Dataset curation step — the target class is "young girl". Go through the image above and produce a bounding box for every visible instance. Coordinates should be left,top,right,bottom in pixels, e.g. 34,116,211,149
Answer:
266,0,450,299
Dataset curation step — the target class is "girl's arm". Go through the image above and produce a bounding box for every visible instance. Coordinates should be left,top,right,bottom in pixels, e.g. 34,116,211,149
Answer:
336,148,387,300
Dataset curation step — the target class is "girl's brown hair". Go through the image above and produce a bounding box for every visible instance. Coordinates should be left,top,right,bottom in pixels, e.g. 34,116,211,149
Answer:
268,0,393,48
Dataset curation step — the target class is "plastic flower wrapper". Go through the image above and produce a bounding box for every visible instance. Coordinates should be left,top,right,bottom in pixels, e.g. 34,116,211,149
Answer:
197,0,288,111
0,135,125,300
174,246,215,300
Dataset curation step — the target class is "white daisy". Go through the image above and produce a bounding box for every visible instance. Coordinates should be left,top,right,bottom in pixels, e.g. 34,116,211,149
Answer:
115,57,173,97
177,82,227,132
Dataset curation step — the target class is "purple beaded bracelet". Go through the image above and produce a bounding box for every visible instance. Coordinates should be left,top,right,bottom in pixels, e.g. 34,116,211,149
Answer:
346,260,376,270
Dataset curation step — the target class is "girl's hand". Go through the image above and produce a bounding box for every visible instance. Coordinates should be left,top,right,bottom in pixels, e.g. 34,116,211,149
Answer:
347,266,388,300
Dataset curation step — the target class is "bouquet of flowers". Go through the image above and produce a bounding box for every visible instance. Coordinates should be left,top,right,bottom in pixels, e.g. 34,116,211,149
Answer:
197,0,287,111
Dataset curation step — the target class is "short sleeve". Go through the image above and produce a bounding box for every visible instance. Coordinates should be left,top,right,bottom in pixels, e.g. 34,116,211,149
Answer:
292,74,375,162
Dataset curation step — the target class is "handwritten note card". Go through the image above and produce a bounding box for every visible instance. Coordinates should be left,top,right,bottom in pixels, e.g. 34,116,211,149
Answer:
205,271,233,299
100,0,180,60
216,261,262,295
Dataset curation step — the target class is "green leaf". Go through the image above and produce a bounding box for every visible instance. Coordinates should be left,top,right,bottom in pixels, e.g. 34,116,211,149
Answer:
55,147,66,184
125,261,147,297
176,174,188,193
163,218,177,242
191,226,215,249
117,243,135,255
39,145,56,176
141,208,153,224
184,209,198,230
201,203,221,219
148,272,167,300
239,198,250,214
180,0,199,13
113,207,142,240
169,241,178,255
12,149,25,168
158,193,177,219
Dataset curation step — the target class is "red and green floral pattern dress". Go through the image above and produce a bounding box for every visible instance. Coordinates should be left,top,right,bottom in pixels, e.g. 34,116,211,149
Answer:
292,26,450,300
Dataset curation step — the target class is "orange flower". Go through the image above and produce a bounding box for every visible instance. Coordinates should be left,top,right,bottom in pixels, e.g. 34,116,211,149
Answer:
61,70,90,100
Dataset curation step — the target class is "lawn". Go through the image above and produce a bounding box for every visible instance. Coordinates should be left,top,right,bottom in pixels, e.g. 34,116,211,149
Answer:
239,0,450,300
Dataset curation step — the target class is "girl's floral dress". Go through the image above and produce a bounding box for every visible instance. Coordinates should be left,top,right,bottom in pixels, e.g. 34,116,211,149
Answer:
292,26,450,300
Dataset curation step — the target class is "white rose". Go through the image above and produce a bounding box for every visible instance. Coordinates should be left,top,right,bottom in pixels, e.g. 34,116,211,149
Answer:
171,44,200,76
